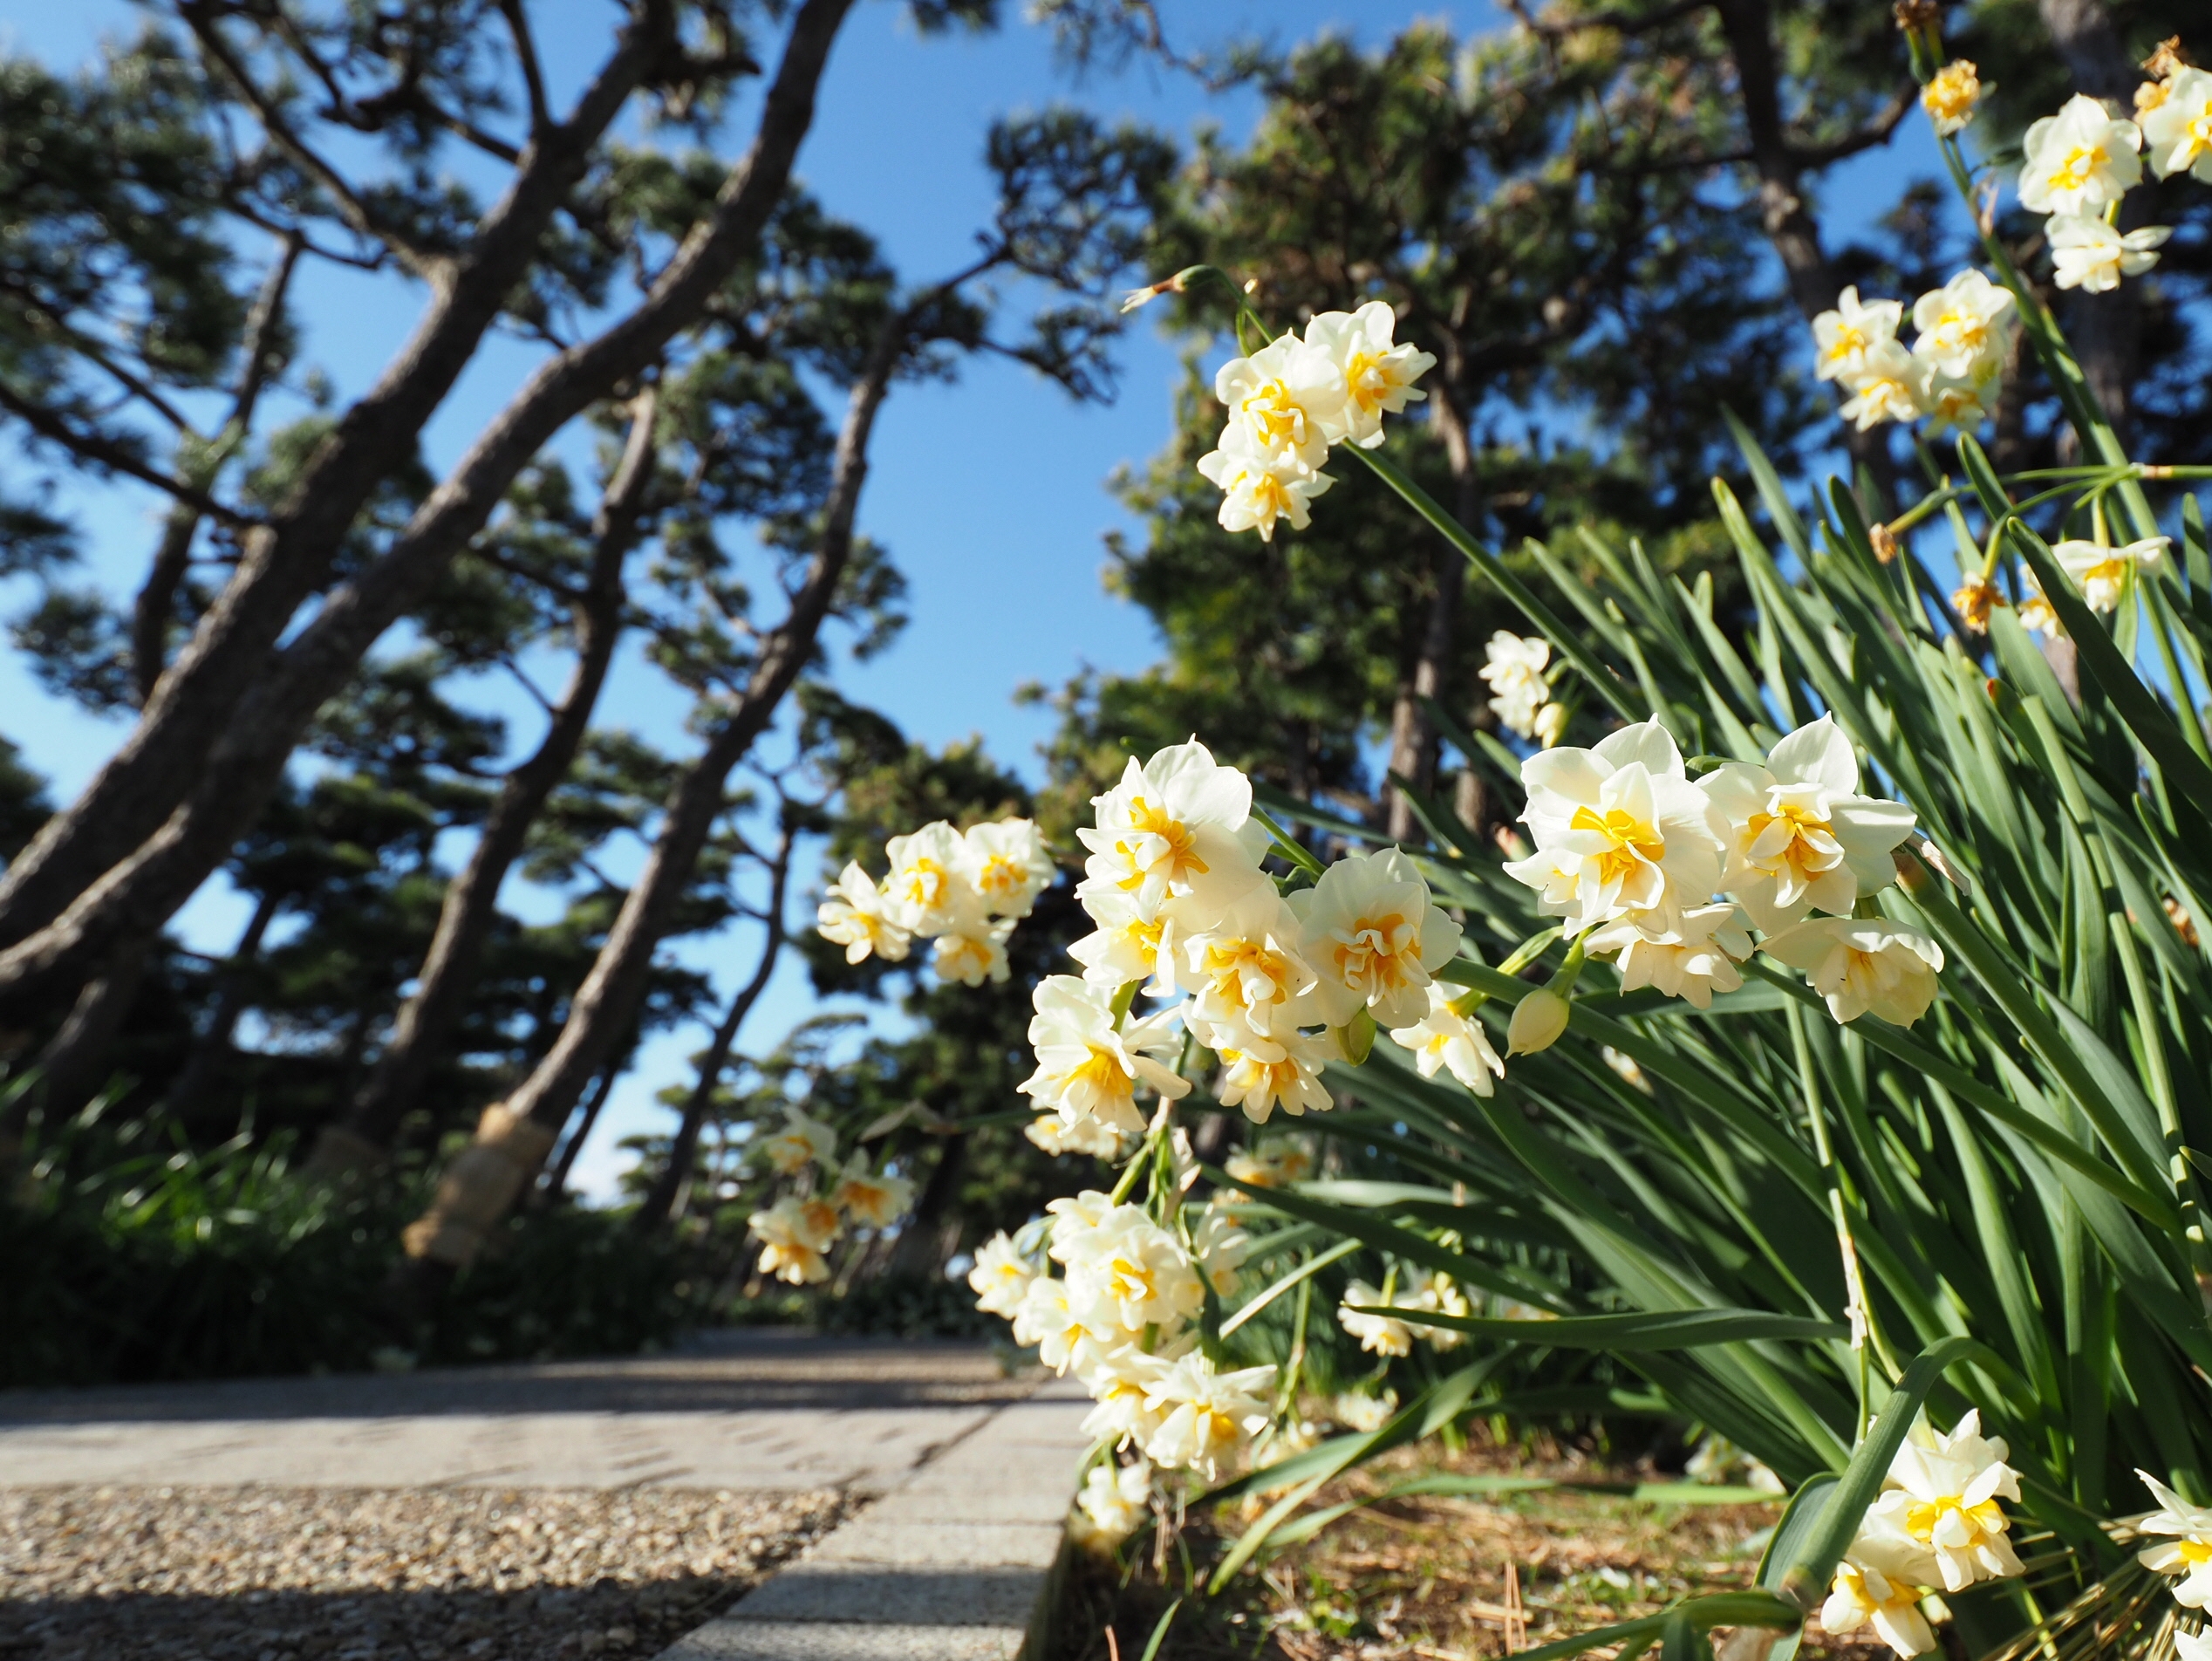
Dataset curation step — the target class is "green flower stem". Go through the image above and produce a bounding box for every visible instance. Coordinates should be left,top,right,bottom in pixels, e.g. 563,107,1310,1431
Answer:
1451,926,1564,1016
1787,1003,1895,1436
1252,804,1326,877
2020,697,2212,1296
1348,445,1643,723
1931,133,2161,544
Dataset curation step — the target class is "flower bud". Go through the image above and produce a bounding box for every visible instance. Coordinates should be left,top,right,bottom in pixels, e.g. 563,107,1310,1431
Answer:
1507,989,1570,1056
1329,1008,1376,1065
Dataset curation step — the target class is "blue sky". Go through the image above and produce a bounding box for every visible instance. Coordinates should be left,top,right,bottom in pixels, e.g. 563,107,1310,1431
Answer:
0,0,1951,1198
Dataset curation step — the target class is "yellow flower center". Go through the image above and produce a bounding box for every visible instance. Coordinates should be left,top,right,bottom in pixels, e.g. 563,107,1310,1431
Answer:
1237,379,1311,450
1569,803,1665,886
1345,349,1393,412
1226,1049,1300,1099
1203,939,1294,1014
978,852,1028,899
898,857,950,911
1115,796,1209,891
1106,1252,1159,1306
1905,1495,2007,1543
1934,306,1989,355
1330,912,1416,994
1747,802,1838,882
2179,1538,2212,1566
1072,1044,1133,1103
2052,142,2107,192
1822,321,1868,366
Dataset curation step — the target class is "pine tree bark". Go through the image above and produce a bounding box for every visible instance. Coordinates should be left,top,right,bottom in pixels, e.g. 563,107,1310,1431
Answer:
2038,0,2144,438
632,823,793,1232
1710,0,1896,502
130,234,302,707
1384,379,1473,844
395,296,905,1279
537,1062,619,1206
309,389,658,1174
0,0,858,1008
0,10,676,953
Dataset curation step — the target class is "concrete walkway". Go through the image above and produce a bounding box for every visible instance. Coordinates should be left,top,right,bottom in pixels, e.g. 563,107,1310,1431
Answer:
0,1331,1093,1659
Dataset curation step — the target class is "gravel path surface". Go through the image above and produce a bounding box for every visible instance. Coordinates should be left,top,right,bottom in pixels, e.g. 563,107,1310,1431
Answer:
0,1485,850,1661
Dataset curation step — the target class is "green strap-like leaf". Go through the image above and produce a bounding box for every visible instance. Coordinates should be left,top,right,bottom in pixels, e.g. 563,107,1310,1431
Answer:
1354,1303,1847,1350
2004,514,2212,837
1776,1333,1983,1610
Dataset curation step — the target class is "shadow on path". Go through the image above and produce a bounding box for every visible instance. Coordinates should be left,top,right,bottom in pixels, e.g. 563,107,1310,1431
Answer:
0,1332,1031,1426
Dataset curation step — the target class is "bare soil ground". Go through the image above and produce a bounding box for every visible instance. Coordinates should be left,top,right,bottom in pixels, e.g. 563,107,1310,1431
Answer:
1050,1434,1880,1661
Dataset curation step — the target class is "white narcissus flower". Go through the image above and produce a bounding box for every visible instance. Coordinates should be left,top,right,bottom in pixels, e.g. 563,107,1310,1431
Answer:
2179,1633,2212,1661
1215,1027,1335,1124
1080,1347,1174,1447
1061,1206,1205,1337
1224,1140,1314,1190
932,906,1014,988
1012,1274,1116,1377
1197,427,1335,543
1388,982,1506,1096
1699,715,1919,934
2019,93,2143,214
1139,1354,1278,1480
1334,1390,1397,1433
967,1230,1036,1318
1042,1188,1120,1251
1397,1266,1471,1350
748,1194,840,1285
1303,301,1435,448
1479,631,1553,740
1921,59,1983,137
1910,270,2014,380
1169,886,1321,1042
2047,214,2172,293
1813,287,1905,386
1191,1203,1253,1297
755,1109,838,1175
2016,566,2062,638
2139,65,2212,182
960,817,1055,918
1067,886,1180,993
1864,1411,2024,1593
2053,536,2170,612
1290,846,1464,1028
883,821,970,935
816,863,911,965
1587,903,1753,1009
1915,354,2004,441
1338,1281,1415,1357
1840,342,1927,431
1504,717,1728,933
1024,1113,1129,1159
1761,918,1944,1027
1213,332,1348,471
829,1155,915,1229
1821,1557,1936,1659
1533,701,1570,748
1070,1459,1154,1548
1053,1194,1212,1336
1019,975,1192,1136
1076,740,1269,923
2133,1468,2212,1606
